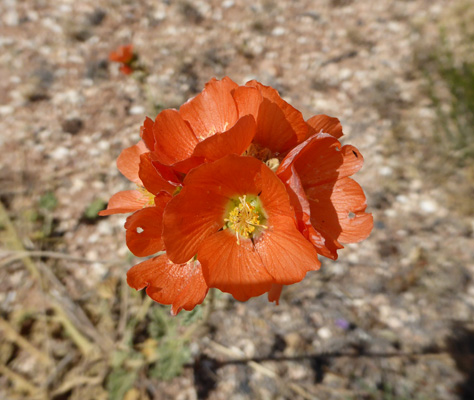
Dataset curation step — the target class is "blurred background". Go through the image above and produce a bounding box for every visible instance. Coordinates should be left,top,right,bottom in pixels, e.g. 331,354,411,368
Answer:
0,0,473,399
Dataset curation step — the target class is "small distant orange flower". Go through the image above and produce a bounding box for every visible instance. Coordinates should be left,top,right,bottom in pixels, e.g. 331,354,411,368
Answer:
100,76,373,314
109,44,135,75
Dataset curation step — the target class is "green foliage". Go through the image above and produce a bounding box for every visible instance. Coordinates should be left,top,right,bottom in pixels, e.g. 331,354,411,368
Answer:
424,26,474,165
106,366,139,400
39,192,58,211
83,198,106,221
146,307,194,380
150,337,191,380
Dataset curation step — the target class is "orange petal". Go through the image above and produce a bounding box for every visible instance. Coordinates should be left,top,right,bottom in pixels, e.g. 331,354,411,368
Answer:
179,77,239,140
127,255,209,315
278,133,363,187
125,202,167,257
119,64,133,75
254,215,320,284
268,284,283,305
181,154,263,197
198,230,273,301
170,156,206,175
307,177,373,245
280,165,342,259
252,98,301,154
139,153,176,195
116,141,148,185
140,117,155,151
98,190,147,216
162,187,228,264
151,160,183,185
231,86,263,119
246,80,308,149
152,109,198,165
109,44,134,63
306,115,343,139
193,115,257,162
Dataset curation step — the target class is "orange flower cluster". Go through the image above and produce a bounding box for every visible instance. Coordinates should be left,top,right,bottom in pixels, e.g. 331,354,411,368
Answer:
109,44,135,75
100,77,373,314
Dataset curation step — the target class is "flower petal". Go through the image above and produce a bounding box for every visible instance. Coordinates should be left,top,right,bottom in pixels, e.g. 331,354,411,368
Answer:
125,198,168,257
231,86,263,119
109,44,133,63
181,154,263,197
179,77,239,140
98,190,147,216
198,230,273,301
138,153,176,195
193,115,257,162
254,215,320,284
306,115,343,139
116,141,148,185
278,133,363,187
140,117,155,151
152,109,198,165
280,165,342,259
127,255,208,315
246,80,308,149
268,284,283,305
162,187,228,264
307,177,373,244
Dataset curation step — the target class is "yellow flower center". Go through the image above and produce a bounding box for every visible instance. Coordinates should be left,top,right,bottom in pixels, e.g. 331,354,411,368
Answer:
224,195,267,244
137,185,155,207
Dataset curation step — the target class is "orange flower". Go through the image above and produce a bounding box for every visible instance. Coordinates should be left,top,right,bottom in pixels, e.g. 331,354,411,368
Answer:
162,155,320,301
109,44,135,75
100,77,372,313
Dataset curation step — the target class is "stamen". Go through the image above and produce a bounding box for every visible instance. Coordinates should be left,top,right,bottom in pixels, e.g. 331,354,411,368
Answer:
224,195,267,244
137,185,155,207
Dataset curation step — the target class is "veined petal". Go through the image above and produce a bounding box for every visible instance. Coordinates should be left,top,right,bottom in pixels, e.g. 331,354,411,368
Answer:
125,197,168,257
181,154,263,197
152,109,198,165
179,77,239,140
306,115,343,139
193,115,257,162
163,187,228,264
254,215,320,284
198,229,273,301
280,166,342,259
306,177,372,245
231,86,263,119
98,190,148,216
116,141,148,185
246,80,308,149
127,255,208,315
278,133,363,187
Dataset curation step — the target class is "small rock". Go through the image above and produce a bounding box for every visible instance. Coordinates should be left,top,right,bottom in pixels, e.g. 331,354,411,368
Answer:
272,27,286,36
87,8,106,26
129,105,145,115
317,327,332,339
61,118,84,134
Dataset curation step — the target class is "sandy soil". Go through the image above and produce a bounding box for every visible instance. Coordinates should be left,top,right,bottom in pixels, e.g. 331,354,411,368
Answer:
1,0,473,399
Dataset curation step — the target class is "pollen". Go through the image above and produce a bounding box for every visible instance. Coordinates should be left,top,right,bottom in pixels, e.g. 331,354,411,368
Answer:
137,185,155,207
224,195,267,244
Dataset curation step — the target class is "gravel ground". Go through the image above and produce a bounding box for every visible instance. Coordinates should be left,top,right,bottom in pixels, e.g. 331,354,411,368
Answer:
1,1,473,399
